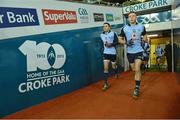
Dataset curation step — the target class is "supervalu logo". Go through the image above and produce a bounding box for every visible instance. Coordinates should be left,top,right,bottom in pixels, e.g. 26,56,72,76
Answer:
42,9,77,25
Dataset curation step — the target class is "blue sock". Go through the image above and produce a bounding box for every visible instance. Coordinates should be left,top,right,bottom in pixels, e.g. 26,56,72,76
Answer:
135,80,140,89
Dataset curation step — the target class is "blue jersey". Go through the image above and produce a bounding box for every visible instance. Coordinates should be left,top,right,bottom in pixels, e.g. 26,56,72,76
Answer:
156,47,163,57
120,23,146,54
100,31,118,55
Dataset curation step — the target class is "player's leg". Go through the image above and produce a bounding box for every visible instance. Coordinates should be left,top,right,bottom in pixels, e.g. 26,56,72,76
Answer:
133,53,143,99
127,53,135,73
127,53,142,99
145,57,149,69
112,62,118,79
130,63,135,71
127,53,135,87
141,57,148,74
102,54,110,91
141,60,145,74
133,59,142,98
111,54,118,79
157,57,161,70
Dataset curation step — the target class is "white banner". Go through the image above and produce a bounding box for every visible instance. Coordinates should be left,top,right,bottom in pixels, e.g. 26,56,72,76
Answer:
0,0,123,40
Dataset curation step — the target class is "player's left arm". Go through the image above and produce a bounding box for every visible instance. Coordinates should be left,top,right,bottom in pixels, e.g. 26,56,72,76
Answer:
112,32,118,46
105,32,118,47
146,44,150,54
142,26,147,42
161,48,164,55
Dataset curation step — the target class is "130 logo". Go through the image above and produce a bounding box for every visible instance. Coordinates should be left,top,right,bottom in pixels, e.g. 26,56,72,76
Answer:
19,40,66,72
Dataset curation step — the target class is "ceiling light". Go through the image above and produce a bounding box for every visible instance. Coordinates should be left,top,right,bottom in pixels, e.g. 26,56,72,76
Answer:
147,34,159,37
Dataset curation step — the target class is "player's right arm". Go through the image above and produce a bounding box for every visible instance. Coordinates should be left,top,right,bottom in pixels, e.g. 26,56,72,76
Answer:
99,34,104,55
142,26,147,42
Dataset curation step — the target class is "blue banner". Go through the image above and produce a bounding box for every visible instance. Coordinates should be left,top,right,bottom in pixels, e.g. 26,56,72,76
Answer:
0,26,108,117
137,10,171,24
0,7,39,28
125,10,171,24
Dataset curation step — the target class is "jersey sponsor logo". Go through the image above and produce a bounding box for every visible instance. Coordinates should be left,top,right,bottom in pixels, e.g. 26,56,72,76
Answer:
42,9,77,25
0,7,39,28
18,40,70,93
93,13,104,22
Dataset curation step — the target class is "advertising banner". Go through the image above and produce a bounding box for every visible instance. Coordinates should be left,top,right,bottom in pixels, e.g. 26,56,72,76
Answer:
0,0,123,117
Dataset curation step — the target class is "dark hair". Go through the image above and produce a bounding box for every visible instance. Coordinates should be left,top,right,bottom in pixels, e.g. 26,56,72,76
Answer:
103,22,111,27
128,11,137,17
